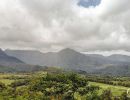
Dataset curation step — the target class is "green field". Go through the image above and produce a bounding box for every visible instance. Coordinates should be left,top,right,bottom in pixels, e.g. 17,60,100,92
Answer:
0,73,30,85
0,73,129,96
0,71,130,99
0,76,128,96
89,82,129,96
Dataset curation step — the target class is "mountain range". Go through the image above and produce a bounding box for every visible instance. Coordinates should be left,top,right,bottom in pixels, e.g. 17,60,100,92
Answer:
4,48,130,76
0,49,45,72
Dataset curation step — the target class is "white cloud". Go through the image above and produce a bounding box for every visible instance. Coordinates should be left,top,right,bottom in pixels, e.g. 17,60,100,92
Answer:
0,0,130,52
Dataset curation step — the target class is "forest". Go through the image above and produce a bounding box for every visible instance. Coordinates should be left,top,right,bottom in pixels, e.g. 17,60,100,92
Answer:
0,68,130,100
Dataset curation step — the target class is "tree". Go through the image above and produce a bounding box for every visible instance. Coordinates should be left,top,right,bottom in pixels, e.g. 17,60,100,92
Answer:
0,82,6,91
101,89,113,100
29,72,99,100
121,92,128,100
86,91,101,100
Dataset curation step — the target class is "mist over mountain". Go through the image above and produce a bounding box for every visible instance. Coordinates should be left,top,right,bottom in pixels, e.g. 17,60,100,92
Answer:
0,48,23,65
0,49,45,72
5,48,130,75
5,49,44,65
95,65,130,76
107,54,130,62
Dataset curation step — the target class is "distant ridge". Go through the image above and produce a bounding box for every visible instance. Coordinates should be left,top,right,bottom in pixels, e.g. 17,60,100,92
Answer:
0,48,24,64
58,48,78,53
0,48,45,72
5,48,130,75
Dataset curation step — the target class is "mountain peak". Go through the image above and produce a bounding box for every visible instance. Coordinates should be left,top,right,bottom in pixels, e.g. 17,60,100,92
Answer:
59,48,78,53
0,48,3,52
0,48,7,56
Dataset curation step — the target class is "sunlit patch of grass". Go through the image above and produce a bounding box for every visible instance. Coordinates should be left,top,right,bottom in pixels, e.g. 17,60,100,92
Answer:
89,82,128,96
0,73,30,85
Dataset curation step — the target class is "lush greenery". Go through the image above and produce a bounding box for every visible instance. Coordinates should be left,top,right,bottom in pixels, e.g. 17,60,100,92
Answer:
86,75,130,87
0,71,130,100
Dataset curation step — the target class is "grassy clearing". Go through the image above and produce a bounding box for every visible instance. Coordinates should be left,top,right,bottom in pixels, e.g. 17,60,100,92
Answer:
0,79,14,85
89,82,129,96
0,73,30,85
0,74,15,85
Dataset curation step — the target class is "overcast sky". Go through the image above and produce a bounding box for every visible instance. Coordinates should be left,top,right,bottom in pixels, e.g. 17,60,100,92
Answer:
0,0,130,53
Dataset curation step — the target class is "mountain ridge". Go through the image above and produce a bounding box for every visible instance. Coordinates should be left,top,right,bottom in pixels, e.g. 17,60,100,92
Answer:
5,48,130,75
0,48,45,72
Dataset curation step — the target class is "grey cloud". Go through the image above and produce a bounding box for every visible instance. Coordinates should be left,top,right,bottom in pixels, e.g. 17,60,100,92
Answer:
0,0,130,52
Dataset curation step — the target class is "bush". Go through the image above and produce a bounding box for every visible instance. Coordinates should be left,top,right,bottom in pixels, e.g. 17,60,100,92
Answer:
0,82,6,91
101,89,113,100
29,73,99,99
121,92,128,100
10,80,29,88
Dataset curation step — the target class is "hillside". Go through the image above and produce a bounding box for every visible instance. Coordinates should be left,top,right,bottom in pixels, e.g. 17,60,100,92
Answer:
0,49,24,66
0,49,45,72
5,48,110,72
5,48,130,75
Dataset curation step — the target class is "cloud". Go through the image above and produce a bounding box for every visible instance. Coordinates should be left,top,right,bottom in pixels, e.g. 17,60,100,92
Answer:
0,0,130,52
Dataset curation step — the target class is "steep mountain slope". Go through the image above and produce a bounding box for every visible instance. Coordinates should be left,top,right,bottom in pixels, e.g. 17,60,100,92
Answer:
5,48,130,74
6,48,107,71
108,54,130,62
95,65,130,76
0,49,24,65
0,49,45,72
5,49,44,65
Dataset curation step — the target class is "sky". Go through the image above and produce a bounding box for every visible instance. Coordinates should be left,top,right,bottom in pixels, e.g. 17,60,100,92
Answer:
0,0,130,54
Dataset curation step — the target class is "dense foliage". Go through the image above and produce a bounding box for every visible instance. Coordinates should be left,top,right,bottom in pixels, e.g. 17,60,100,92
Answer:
0,72,130,100
86,75,130,87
